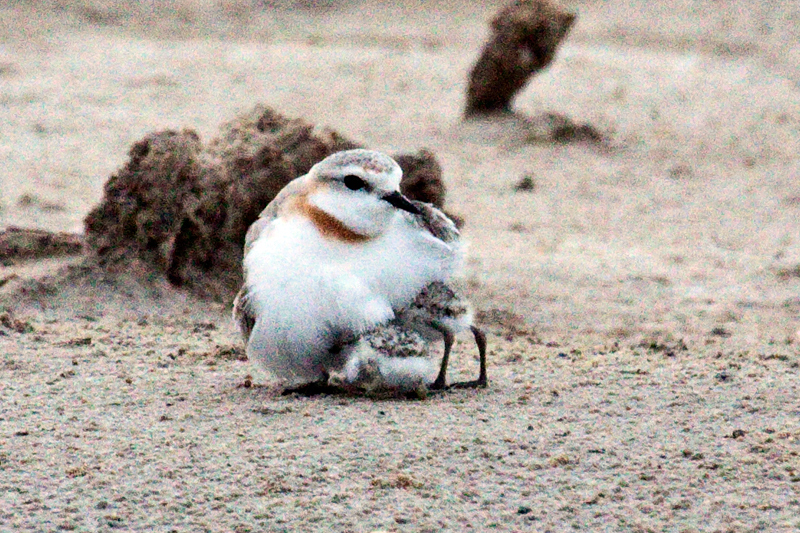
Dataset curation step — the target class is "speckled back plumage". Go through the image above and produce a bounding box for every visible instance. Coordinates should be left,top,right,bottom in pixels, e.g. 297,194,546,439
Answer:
362,323,431,359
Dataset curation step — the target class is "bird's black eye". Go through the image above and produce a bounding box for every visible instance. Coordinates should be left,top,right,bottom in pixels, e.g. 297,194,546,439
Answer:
343,174,367,191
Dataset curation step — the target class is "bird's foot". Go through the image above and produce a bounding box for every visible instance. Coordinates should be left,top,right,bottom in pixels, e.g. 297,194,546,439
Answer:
448,376,488,390
428,376,448,391
427,376,488,392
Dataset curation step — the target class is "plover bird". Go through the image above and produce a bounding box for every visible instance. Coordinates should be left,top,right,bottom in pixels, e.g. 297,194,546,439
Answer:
342,285,488,394
394,280,487,390
337,323,434,394
397,201,487,390
343,201,487,392
233,149,471,392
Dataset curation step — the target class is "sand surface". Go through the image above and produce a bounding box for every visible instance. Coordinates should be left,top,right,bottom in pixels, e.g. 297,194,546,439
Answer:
1,1,799,531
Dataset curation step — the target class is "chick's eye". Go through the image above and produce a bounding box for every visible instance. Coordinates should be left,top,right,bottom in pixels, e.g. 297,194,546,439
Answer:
343,175,367,191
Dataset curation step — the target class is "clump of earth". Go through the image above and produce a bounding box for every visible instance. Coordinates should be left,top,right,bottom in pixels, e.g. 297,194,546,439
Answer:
464,0,576,116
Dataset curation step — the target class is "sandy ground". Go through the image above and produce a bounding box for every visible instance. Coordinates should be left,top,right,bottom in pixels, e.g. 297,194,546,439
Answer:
1,1,800,531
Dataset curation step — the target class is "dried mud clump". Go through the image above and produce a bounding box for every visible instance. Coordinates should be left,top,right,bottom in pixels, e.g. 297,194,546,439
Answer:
394,149,445,209
465,0,576,116
524,112,606,144
83,105,449,299
0,227,83,263
83,128,221,288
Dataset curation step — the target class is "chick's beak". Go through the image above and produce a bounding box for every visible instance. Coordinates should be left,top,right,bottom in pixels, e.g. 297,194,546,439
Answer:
381,191,421,215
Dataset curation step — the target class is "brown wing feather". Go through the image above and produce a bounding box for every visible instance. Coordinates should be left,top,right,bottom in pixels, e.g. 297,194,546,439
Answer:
408,200,460,244
235,175,310,335
232,287,256,342
242,175,311,256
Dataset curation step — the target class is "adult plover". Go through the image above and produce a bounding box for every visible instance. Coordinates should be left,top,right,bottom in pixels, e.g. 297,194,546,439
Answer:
234,149,486,393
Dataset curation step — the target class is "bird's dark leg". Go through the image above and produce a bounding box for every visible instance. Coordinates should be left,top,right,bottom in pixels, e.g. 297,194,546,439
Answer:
429,324,455,391
450,326,488,389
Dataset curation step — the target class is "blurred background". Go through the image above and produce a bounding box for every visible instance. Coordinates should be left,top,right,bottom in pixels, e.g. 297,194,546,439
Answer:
1,0,799,340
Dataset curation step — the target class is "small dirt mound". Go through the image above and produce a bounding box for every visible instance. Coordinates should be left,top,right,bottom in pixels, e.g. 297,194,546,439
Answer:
394,149,445,209
0,227,83,262
524,112,607,145
465,0,576,116
82,104,449,300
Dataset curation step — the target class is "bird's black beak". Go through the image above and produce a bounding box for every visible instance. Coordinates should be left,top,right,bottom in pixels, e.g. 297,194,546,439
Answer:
382,191,420,215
